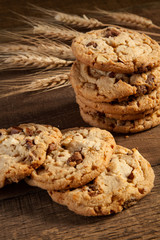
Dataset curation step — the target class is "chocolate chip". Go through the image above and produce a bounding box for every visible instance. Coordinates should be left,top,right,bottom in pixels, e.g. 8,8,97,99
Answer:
137,65,151,73
136,85,147,96
88,184,100,197
115,78,119,83
25,128,34,136
36,130,42,134
10,127,23,135
127,171,134,182
108,72,116,78
146,74,155,85
138,188,145,194
47,143,57,154
86,41,97,48
104,28,120,38
67,152,83,167
26,139,34,149
97,111,106,119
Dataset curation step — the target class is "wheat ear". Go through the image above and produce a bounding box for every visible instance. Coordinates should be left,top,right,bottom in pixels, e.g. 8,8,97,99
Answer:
0,40,75,60
32,23,80,40
53,12,105,28
0,52,73,71
90,8,160,29
29,4,105,28
9,13,81,40
0,69,71,98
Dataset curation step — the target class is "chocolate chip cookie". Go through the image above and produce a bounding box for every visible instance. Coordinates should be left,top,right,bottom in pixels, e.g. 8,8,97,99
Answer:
26,127,116,190
70,61,160,103
80,107,160,133
48,145,155,216
0,123,62,188
72,27,160,73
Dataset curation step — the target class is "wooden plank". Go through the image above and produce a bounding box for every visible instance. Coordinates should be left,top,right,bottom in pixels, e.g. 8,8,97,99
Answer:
0,166,159,240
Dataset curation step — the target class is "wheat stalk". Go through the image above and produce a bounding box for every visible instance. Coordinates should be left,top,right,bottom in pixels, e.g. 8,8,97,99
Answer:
14,14,81,40
0,69,71,98
89,8,160,29
0,40,75,60
31,21,80,40
54,12,105,28
29,4,105,28
0,52,73,71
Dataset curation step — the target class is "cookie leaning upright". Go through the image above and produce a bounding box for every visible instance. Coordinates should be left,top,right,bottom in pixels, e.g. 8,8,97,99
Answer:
71,27,160,73
0,123,62,188
26,127,116,191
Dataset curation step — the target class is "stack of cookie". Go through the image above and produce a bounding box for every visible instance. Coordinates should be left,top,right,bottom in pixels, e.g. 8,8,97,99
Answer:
70,27,160,133
0,123,155,216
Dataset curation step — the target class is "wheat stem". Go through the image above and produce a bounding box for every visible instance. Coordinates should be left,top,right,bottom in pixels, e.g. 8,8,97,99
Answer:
89,8,160,29
0,40,75,60
0,52,73,71
0,69,71,98
29,4,105,28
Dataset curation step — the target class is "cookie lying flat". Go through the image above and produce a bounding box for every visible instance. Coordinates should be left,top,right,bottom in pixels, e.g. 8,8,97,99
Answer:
77,96,159,121
72,27,160,73
70,61,160,103
80,107,160,133
0,123,62,188
26,128,116,190
48,145,155,216
76,87,160,115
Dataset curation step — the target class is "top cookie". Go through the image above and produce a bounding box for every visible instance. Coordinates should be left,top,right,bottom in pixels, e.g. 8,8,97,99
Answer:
72,27,160,73
0,123,62,188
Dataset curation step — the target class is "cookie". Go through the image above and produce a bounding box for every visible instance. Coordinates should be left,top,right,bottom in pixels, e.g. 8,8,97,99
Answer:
25,127,116,190
76,86,160,115
78,97,159,120
80,107,160,133
72,27,160,73
48,145,155,216
0,123,62,188
70,61,160,103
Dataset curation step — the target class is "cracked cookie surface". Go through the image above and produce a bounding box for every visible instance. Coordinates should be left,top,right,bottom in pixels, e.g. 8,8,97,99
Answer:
48,145,155,216
26,127,116,190
72,27,160,73
70,61,160,103
0,123,62,188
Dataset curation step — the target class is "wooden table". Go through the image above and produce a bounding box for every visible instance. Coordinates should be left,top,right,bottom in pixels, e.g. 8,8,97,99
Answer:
0,0,160,239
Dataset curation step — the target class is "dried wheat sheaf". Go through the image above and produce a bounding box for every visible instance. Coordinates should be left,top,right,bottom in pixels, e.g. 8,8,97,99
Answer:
1,5,160,98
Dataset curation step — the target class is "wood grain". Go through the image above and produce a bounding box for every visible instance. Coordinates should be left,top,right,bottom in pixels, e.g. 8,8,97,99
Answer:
0,0,160,239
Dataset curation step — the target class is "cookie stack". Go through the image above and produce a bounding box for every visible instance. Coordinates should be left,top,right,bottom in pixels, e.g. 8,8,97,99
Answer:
0,123,155,216
70,27,160,133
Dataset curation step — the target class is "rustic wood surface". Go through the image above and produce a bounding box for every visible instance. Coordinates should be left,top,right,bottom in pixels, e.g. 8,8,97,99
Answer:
0,0,160,239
